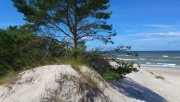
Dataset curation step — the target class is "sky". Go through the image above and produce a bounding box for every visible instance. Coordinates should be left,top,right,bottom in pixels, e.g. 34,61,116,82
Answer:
0,0,180,51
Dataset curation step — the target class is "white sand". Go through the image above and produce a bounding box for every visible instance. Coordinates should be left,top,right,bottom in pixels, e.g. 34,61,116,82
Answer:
0,65,79,102
1,64,179,102
124,67,180,102
143,67,180,90
108,60,120,69
0,65,136,102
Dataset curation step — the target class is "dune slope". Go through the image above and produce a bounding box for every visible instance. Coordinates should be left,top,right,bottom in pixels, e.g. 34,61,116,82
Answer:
0,65,136,102
1,64,177,102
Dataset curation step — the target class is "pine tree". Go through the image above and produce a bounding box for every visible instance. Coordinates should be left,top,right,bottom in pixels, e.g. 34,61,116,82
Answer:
13,0,116,57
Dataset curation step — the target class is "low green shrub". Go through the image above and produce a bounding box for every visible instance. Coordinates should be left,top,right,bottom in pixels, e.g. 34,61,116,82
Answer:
103,69,122,80
103,60,138,80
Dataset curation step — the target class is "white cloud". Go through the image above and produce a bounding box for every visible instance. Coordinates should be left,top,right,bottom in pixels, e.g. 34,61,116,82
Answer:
136,32,180,38
144,24,171,28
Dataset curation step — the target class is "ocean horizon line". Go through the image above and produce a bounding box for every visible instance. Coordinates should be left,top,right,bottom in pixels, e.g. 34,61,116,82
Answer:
129,50,180,52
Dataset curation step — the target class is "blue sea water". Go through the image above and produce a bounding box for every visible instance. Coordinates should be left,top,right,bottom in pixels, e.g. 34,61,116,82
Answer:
115,51,180,69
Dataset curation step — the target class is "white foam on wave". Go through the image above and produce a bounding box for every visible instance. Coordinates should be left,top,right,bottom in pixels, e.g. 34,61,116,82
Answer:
139,58,146,60
157,63,163,65
116,58,138,61
162,63,176,67
141,63,180,69
163,55,169,58
146,62,153,65
118,54,130,57
151,59,164,62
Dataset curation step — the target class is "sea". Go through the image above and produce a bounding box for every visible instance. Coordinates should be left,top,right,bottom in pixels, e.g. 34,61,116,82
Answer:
114,51,180,69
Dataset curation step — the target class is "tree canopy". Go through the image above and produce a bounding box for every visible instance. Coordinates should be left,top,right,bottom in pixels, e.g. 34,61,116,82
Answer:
13,0,116,52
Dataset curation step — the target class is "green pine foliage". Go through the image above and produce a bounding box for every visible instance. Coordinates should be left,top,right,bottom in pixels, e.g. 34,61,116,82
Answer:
104,60,138,80
0,26,65,77
12,0,116,57
0,27,36,73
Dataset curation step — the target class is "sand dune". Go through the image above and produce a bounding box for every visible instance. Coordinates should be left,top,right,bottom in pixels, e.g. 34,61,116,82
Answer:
0,65,135,102
0,65,179,102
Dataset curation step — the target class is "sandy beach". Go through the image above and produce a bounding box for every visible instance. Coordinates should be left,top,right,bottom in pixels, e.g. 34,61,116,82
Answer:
143,67,180,90
121,66,180,102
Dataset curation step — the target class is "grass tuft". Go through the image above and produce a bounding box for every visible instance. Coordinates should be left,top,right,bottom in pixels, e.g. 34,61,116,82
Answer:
155,75,165,80
0,71,18,85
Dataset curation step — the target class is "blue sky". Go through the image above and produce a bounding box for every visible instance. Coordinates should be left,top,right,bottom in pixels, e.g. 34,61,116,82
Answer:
1,0,180,51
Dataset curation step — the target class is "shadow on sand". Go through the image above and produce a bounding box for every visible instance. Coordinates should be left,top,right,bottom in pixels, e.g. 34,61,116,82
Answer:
110,78,167,102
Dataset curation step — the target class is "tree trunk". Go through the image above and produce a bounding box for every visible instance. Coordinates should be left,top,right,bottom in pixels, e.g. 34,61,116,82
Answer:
73,33,78,58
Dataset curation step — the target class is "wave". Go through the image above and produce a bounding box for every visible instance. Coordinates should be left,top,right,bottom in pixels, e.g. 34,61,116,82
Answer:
163,63,176,67
162,55,169,58
117,58,138,61
118,54,130,57
145,62,153,65
157,63,163,65
151,59,165,62
141,63,180,68
169,56,180,59
139,58,146,60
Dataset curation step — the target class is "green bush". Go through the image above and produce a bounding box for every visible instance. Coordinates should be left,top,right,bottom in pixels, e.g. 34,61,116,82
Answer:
0,27,66,76
103,60,137,80
103,69,121,80
0,28,36,74
80,51,138,80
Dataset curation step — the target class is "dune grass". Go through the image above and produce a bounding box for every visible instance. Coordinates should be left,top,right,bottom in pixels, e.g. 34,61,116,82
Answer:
0,58,88,85
155,75,165,80
0,71,18,85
